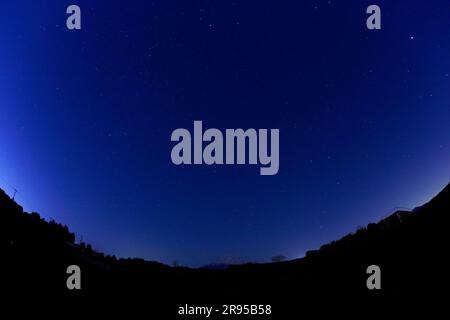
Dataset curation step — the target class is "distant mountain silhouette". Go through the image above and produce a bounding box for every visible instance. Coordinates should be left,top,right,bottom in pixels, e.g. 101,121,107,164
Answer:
2,182,448,313
200,263,231,270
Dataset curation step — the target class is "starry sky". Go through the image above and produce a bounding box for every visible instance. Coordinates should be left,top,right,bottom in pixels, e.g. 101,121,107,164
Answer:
1,0,449,266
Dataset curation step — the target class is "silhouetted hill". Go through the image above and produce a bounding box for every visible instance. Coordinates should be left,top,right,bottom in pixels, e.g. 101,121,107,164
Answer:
1,182,449,314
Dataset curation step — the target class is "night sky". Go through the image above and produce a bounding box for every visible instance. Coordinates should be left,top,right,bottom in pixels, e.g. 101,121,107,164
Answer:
1,0,449,266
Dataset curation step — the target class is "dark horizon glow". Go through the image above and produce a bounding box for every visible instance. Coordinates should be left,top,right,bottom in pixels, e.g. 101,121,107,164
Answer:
1,0,450,266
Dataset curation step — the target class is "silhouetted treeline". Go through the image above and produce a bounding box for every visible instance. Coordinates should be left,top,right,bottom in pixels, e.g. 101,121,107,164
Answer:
1,182,449,314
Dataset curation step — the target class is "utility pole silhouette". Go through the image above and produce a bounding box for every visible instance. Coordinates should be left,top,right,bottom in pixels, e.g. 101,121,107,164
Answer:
12,188,18,200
